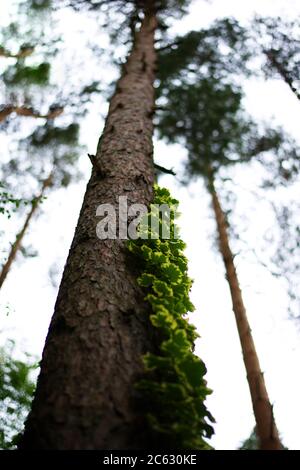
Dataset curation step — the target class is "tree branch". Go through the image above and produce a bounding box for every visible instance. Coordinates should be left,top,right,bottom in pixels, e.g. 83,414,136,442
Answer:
0,45,35,59
154,163,176,175
0,105,64,123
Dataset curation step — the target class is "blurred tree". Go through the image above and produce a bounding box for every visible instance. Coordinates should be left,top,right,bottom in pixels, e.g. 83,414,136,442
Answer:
157,74,289,449
0,0,104,287
0,173,52,290
0,183,24,219
0,339,37,449
253,16,300,101
0,0,59,123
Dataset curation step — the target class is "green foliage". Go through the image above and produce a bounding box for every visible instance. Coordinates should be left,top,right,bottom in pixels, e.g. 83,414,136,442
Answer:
158,18,251,89
3,62,50,86
3,123,82,191
157,78,284,180
29,123,79,148
30,0,52,9
0,183,26,218
128,185,214,449
253,16,300,99
0,340,37,449
239,429,259,450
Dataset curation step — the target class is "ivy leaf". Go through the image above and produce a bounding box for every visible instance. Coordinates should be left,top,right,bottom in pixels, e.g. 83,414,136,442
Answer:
162,330,191,357
161,262,182,283
175,255,188,272
178,356,207,388
138,273,156,287
140,244,153,261
143,353,173,371
127,185,214,447
152,280,173,297
150,307,177,330
151,251,168,265
160,381,188,402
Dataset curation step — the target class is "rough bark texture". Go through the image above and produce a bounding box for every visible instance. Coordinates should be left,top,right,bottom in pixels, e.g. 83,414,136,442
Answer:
0,174,52,290
210,178,283,451
19,12,158,450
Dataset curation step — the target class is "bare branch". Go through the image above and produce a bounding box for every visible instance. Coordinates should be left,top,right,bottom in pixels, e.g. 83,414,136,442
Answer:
0,45,35,59
0,105,64,123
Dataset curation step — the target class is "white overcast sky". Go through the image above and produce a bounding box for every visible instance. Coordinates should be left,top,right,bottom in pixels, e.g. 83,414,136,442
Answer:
1,0,300,450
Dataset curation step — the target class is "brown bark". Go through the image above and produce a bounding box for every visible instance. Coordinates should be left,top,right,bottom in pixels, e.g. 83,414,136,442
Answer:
209,176,283,450
0,105,63,123
19,11,158,450
0,45,34,59
0,173,52,290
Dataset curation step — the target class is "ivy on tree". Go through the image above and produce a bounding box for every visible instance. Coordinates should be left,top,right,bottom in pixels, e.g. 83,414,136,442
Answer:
128,185,214,449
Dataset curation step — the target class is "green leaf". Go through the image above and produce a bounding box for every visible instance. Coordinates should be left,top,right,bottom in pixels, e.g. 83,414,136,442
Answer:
138,273,156,287
161,262,182,283
143,353,173,372
178,356,207,388
152,280,173,297
162,329,190,357
150,307,177,330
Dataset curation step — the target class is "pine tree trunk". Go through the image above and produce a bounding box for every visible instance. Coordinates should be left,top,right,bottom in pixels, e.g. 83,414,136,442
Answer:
19,11,158,450
0,174,52,290
209,177,283,450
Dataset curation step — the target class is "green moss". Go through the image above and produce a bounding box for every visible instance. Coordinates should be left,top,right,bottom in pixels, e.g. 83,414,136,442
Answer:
128,185,214,449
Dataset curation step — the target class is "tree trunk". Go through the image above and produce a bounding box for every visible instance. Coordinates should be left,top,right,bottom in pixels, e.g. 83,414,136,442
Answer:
209,176,283,450
0,173,52,290
19,11,158,450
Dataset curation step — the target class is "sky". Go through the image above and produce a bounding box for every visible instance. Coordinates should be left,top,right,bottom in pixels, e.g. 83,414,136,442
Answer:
1,0,300,450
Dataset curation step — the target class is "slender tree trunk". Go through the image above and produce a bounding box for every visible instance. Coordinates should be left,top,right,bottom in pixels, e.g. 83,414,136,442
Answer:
209,176,283,450
264,49,300,101
0,173,52,290
20,11,158,450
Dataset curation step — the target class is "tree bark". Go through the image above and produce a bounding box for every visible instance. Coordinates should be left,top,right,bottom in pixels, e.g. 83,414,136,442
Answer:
0,173,52,290
19,11,158,450
209,176,283,450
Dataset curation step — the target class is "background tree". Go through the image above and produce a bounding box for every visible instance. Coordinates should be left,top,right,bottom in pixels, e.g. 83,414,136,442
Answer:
155,17,300,447
0,174,52,289
252,16,300,101
0,0,105,287
156,69,294,448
